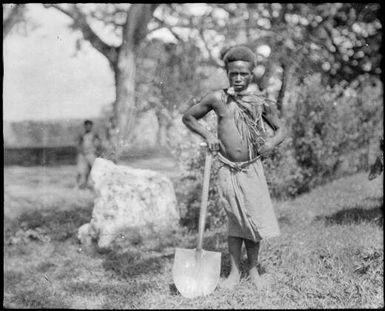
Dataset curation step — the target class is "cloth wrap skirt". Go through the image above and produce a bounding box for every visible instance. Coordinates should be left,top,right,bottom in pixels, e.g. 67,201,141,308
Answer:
217,153,280,242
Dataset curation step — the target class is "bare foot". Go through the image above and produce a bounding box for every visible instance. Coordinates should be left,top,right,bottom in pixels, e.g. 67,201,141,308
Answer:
248,268,271,290
220,271,240,290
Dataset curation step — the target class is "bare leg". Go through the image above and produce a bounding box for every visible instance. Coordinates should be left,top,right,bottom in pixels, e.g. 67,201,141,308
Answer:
84,164,91,188
220,236,242,289
244,239,270,289
77,154,88,189
84,154,96,189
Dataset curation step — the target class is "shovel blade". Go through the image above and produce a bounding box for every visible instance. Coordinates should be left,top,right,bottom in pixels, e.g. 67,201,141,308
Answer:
172,248,221,299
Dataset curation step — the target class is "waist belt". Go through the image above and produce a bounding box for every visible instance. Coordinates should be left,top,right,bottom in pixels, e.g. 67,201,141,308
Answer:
217,152,261,172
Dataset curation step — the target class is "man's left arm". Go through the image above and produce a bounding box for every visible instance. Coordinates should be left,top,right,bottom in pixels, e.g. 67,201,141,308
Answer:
259,104,288,156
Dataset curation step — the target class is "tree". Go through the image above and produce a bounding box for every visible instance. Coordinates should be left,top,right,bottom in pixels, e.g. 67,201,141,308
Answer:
244,3,382,86
3,3,25,39
43,3,159,154
40,3,381,149
184,3,382,114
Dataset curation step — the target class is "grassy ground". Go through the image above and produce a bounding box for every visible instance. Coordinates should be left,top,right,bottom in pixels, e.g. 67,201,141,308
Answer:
3,161,383,309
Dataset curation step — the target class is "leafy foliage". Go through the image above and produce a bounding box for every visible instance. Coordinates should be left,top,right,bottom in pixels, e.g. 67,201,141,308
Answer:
174,73,383,228
264,73,383,198
136,39,203,115
197,3,382,87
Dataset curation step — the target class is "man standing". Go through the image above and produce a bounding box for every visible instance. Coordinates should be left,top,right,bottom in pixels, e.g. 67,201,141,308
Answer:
182,45,287,289
76,120,101,189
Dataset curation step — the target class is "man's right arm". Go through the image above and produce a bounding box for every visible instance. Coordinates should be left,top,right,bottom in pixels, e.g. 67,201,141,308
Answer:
182,92,221,152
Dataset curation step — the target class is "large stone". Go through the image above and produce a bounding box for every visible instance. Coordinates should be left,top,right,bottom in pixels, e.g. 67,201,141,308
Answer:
78,158,179,249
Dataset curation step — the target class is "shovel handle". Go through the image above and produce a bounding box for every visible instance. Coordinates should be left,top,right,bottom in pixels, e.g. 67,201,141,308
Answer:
197,145,212,251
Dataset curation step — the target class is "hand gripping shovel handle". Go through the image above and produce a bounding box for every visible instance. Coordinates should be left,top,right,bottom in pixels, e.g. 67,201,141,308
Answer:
197,143,212,251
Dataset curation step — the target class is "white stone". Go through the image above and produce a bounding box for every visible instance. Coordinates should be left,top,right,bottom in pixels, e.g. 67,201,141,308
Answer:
78,158,179,249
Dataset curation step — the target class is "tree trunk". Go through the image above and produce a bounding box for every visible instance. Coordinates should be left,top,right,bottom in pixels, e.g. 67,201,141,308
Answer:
113,4,159,156
156,110,170,147
42,4,160,160
113,46,137,155
276,62,291,117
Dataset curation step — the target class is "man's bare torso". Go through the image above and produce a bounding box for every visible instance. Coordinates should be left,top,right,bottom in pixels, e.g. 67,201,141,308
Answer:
210,90,252,162
182,81,285,163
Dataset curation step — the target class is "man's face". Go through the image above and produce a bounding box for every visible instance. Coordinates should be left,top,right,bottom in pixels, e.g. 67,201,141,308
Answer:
84,123,93,132
227,61,253,92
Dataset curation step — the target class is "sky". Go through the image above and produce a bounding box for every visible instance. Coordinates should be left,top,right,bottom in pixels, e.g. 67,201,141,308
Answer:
3,4,115,122
2,3,210,122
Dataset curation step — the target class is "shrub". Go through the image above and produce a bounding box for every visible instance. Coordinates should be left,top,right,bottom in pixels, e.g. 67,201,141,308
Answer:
172,74,383,227
283,74,383,193
173,143,226,230
170,111,227,230
263,137,308,199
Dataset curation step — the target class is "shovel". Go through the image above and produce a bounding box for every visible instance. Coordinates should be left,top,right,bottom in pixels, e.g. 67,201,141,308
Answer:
172,144,221,299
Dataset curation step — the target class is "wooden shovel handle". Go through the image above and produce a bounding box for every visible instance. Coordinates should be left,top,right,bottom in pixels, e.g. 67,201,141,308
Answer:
197,147,212,251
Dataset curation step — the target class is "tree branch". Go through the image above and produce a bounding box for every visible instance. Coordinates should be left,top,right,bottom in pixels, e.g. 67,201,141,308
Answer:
322,23,342,56
123,4,160,48
3,4,25,39
276,62,291,116
152,16,183,42
88,10,126,27
43,3,118,64
197,26,223,68
214,4,238,17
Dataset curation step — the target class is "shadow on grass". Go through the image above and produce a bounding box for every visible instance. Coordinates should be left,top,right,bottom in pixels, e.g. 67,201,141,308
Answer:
102,228,227,280
102,249,173,279
5,203,94,243
169,283,179,296
364,195,384,203
219,251,266,280
170,229,267,280
168,252,264,297
313,196,383,226
4,270,24,288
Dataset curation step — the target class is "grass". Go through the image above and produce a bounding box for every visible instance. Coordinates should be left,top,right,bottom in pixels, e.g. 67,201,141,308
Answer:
3,162,383,309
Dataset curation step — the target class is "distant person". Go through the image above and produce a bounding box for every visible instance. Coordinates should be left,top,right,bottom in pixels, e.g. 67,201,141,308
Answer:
76,120,101,189
103,116,119,164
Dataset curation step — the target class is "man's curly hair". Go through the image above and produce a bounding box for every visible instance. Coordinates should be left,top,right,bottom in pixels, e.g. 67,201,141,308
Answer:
221,45,257,69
